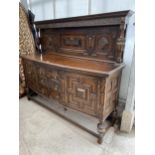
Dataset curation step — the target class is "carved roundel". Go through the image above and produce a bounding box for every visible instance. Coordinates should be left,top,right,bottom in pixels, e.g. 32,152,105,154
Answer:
98,36,109,54
41,35,54,51
45,36,53,46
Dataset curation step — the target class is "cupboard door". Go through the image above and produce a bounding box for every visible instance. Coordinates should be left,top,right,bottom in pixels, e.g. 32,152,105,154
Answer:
37,65,66,103
66,73,98,116
37,66,59,99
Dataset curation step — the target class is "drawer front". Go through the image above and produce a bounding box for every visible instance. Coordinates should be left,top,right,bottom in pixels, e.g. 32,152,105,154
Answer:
66,73,98,116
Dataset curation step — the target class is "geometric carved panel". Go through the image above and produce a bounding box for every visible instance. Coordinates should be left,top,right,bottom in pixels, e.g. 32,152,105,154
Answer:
59,34,87,56
24,61,67,103
96,35,110,55
37,66,62,100
40,26,119,61
66,73,98,116
41,35,53,51
61,35,85,50
94,30,118,59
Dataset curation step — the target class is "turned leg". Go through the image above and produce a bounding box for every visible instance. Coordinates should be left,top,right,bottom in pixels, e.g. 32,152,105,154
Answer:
26,87,31,100
26,87,37,100
97,134,103,144
27,96,31,100
107,108,118,125
64,107,67,111
97,120,106,144
108,110,117,124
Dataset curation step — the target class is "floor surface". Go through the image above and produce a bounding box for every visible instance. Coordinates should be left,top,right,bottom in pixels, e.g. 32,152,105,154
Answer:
19,97,135,155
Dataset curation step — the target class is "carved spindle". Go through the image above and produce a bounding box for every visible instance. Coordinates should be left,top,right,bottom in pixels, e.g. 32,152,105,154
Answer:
97,120,106,144
116,17,126,63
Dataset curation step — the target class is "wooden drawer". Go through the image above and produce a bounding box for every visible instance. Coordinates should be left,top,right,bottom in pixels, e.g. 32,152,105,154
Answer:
66,72,98,116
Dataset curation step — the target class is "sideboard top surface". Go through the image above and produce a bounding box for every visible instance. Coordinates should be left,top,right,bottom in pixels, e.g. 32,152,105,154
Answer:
21,53,124,76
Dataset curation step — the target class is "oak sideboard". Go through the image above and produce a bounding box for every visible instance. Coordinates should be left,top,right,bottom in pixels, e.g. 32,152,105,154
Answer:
21,10,132,143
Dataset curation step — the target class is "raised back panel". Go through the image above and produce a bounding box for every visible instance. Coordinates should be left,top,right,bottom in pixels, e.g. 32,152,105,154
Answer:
35,10,133,63
40,26,120,62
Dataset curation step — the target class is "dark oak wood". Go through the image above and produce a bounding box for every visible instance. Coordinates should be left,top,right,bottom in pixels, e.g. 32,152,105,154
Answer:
21,10,131,144
34,10,133,29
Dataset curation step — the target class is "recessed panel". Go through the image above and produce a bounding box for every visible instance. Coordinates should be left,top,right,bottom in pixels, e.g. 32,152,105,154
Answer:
66,73,98,116
40,26,119,61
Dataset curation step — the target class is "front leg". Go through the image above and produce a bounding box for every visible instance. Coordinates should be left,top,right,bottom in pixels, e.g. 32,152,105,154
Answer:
26,87,37,100
97,120,106,144
26,87,31,100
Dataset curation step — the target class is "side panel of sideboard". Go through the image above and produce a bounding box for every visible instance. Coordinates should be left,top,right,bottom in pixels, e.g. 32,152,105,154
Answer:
103,71,122,119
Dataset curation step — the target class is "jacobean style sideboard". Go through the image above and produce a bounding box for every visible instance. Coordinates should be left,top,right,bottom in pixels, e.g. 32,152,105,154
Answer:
21,10,132,143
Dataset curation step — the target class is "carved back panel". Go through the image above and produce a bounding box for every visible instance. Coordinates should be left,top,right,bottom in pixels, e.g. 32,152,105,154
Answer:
40,26,120,62
35,10,132,63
